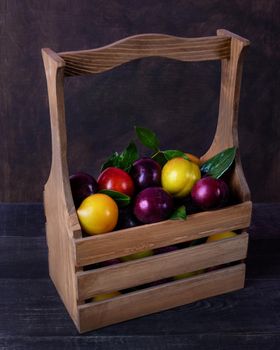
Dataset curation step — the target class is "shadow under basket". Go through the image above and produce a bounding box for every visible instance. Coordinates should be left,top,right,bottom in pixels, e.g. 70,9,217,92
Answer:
42,29,252,333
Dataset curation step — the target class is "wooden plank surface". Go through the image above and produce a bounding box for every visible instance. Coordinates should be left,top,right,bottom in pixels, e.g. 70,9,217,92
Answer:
1,1,279,204
0,203,280,349
75,201,252,266
1,276,279,337
0,203,45,237
1,334,279,350
77,233,248,300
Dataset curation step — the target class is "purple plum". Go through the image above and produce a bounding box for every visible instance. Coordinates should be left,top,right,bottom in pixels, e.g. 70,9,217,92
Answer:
130,157,161,190
69,172,98,208
116,206,142,230
133,187,174,224
191,176,229,210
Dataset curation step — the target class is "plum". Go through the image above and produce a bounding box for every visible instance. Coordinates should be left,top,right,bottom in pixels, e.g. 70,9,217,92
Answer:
134,187,173,224
69,172,98,208
130,157,161,190
116,206,142,230
191,176,229,210
98,167,135,196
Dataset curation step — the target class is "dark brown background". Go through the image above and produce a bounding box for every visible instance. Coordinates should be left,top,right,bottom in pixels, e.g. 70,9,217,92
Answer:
0,0,279,202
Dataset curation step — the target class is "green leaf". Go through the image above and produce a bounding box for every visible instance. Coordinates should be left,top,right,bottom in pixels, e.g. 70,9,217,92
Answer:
118,141,139,172
151,151,167,167
100,142,139,172
162,150,189,161
99,189,131,207
152,150,189,167
170,205,187,220
100,152,120,171
135,126,160,152
200,147,236,179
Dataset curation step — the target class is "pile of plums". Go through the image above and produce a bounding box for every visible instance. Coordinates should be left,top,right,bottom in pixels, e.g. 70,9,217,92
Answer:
70,155,230,232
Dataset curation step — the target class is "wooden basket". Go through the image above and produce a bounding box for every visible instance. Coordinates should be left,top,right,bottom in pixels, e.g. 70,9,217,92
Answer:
42,29,252,333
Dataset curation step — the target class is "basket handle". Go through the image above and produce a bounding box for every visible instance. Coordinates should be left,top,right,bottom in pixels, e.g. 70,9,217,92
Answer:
203,29,250,155
59,33,232,76
42,30,250,222
41,49,77,221
201,29,250,201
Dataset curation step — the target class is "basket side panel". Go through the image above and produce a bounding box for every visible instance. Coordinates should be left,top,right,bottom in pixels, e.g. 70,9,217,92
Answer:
75,201,252,266
44,181,79,328
77,233,248,300
78,264,245,333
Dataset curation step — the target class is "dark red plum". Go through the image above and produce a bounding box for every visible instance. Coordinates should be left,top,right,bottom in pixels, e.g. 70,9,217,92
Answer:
98,167,134,196
191,177,229,210
130,158,161,190
69,172,98,208
183,196,202,215
116,206,142,230
133,187,173,224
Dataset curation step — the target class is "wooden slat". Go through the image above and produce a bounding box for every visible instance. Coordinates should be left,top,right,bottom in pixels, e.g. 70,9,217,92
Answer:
78,264,245,333
77,233,248,300
59,34,231,76
74,201,252,267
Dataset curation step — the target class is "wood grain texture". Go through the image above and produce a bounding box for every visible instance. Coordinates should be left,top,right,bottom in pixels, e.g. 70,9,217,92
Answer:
1,203,280,348
1,278,280,336
75,201,252,267
201,29,251,202
77,233,248,300
1,335,280,350
0,203,45,237
78,264,245,333
0,1,279,202
2,203,279,279
2,233,279,281
60,34,231,76
42,49,81,330
42,31,252,333
0,202,276,240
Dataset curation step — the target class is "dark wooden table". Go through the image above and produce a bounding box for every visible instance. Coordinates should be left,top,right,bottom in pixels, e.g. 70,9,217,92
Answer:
0,203,279,349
